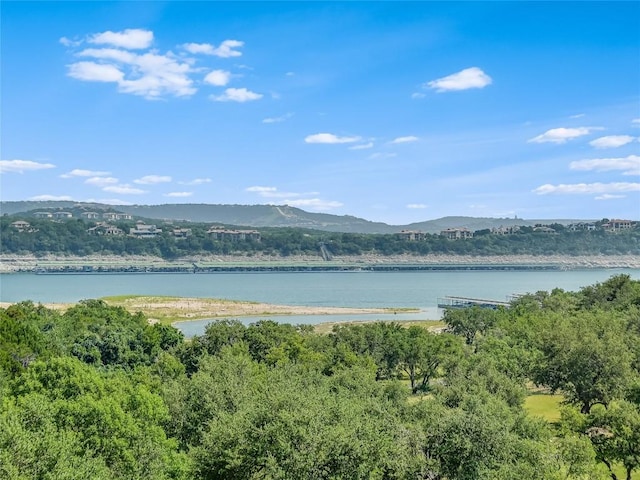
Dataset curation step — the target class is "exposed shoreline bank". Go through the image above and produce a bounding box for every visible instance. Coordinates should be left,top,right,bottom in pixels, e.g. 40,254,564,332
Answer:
2,253,639,273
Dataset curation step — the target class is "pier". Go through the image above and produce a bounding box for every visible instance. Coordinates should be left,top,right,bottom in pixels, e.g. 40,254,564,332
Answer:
437,296,511,310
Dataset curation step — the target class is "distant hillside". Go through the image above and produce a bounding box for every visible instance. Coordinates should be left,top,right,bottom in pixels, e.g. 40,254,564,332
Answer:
1,201,598,234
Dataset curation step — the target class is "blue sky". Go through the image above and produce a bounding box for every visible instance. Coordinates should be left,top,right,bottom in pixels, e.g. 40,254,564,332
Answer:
2,1,639,224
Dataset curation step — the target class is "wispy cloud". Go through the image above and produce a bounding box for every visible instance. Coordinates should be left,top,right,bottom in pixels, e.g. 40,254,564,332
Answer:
533,182,640,195
210,88,263,102
595,194,626,201
569,155,640,176
411,92,426,100
282,198,343,211
406,204,428,209
29,194,74,201
263,113,294,124
589,135,636,149
569,113,586,119
246,186,340,211
85,176,119,187
390,136,418,144
426,67,492,92
164,191,193,197
204,69,232,86
133,175,172,184
349,142,374,150
528,127,602,144
179,178,212,185
89,29,153,50
182,40,244,57
103,185,147,194
60,168,111,178
305,133,361,144
0,159,55,174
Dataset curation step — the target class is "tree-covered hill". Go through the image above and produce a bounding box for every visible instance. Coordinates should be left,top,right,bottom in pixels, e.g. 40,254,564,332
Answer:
2,213,639,259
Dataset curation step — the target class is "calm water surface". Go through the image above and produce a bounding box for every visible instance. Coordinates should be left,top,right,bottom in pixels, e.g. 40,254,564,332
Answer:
2,269,638,308
4,269,638,336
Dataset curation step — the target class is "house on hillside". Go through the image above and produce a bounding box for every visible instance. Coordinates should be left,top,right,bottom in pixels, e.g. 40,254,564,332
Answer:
103,212,133,221
130,222,162,238
10,220,34,232
491,225,521,235
81,212,100,220
396,230,426,241
533,225,556,234
603,219,634,232
53,211,73,219
207,227,261,242
172,228,192,239
440,228,473,240
87,223,124,236
33,212,53,219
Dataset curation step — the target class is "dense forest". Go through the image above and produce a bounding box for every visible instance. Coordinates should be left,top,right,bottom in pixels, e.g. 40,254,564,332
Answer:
2,215,639,259
1,275,639,479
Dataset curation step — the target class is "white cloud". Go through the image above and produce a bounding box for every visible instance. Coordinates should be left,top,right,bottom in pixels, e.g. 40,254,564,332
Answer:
589,135,636,149
67,61,124,82
263,113,294,124
426,67,492,92
103,185,147,194
182,40,244,57
390,136,418,144
204,69,232,86
528,127,602,144
349,142,374,150
164,192,193,197
85,176,119,187
179,178,212,185
533,182,640,195
632,118,640,125
59,36,82,47
85,198,132,205
570,155,640,176
0,160,56,174
406,204,428,209
133,175,172,184
282,198,343,211
69,46,196,99
411,92,426,99
60,169,111,178
29,195,74,201
595,194,626,200
89,29,153,50
305,133,361,144
569,113,586,119
246,186,278,194
210,87,262,102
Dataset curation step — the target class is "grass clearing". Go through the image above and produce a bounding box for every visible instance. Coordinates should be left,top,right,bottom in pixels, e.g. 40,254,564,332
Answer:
524,392,564,423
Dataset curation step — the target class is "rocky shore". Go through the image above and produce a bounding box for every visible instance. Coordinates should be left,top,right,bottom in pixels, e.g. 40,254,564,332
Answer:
1,253,639,273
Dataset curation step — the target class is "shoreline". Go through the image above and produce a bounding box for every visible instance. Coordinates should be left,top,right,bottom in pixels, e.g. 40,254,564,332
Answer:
2,253,640,273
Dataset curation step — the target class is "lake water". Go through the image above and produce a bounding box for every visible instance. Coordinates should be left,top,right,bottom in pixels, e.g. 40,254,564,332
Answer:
3,269,638,336
2,269,638,311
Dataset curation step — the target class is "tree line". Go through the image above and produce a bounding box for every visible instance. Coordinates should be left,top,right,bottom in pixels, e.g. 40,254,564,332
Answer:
2,215,639,259
1,275,639,479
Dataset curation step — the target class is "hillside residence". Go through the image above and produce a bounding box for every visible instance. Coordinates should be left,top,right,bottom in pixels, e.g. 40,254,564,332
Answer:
103,212,133,221
33,212,53,218
87,223,124,236
10,220,33,232
396,230,427,241
440,228,473,240
491,225,521,235
81,212,100,219
533,226,557,234
172,228,192,239
207,227,261,242
567,222,597,232
603,219,634,232
130,222,162,238
53,211,73,219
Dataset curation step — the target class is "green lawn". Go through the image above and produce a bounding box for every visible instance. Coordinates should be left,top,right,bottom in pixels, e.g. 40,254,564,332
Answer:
523,392,564,423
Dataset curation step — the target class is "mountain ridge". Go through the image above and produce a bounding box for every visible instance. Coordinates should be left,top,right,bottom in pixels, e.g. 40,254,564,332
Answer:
0,201,601,234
